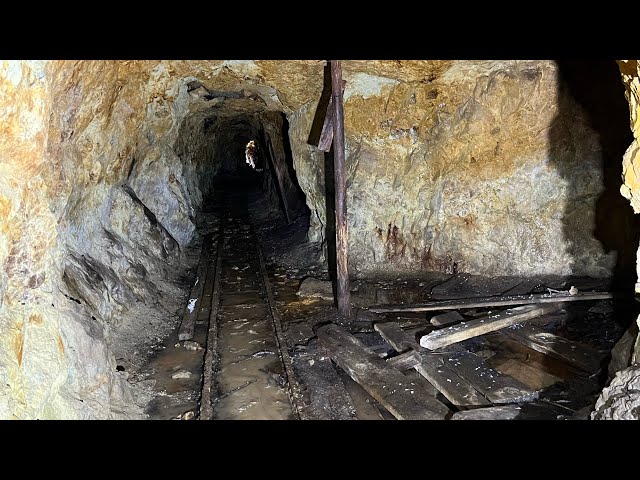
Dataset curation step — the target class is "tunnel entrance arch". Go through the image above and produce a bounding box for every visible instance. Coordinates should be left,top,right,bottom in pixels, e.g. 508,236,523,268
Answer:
173,94,309,229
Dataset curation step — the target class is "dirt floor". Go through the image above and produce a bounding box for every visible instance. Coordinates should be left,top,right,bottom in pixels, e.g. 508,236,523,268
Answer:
115,176,638,420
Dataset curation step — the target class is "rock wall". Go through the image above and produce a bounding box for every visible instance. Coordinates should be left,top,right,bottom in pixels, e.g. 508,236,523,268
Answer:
617,59,640,365
592,365,640,419
0,60,323,418
591,60,640,420
0,61,138,418
0,60,622,418
341,61,614,276
619,61,640,292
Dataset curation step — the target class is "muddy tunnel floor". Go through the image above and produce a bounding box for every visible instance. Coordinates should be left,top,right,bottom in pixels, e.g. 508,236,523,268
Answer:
116,176,640,420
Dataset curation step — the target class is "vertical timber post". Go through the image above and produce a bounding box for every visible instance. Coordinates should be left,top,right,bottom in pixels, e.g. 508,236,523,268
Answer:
331,60,351,317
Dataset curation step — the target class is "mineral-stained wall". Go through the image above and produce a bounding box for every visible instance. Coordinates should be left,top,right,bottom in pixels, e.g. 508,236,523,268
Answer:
0,60,619,418
591,60,640,420
334,61,613,277
616,59,640,364
619,61,640,291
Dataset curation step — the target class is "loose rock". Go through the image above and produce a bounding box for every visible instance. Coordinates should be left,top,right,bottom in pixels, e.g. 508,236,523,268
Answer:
171,370,193,380
297,277,334,301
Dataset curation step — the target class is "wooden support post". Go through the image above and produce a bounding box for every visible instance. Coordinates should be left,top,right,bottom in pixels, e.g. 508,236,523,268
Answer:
331,60,351,318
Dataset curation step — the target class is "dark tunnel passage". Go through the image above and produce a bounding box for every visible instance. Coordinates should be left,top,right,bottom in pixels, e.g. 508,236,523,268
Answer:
175,106,310,232
144,106,314,420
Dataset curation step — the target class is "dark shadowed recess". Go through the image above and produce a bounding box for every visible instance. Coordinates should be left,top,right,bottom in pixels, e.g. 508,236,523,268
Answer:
550,60,639,340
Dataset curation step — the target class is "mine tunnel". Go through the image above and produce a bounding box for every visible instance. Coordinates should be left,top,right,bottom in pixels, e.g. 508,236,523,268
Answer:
2,59,640,420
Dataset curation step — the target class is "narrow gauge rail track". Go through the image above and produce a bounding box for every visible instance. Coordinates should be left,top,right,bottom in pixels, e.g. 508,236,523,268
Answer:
178,200,302,420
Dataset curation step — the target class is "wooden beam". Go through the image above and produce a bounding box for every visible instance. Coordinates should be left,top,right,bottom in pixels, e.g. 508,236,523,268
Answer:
442,345,539,404
335,367,386,420
374,322,421,353
386,350,421,370
501,322,604,374
264,134,291,224
369,291,614,314
451,403,560,420
419,304,560,350
451,405,524,420
374,322,490,407
317,95,334,152
178,233,213,341
430,311,464,326
199,228,224,420
317,323,451,419
318,80,346,153
489,357,562,390
331,60,351,317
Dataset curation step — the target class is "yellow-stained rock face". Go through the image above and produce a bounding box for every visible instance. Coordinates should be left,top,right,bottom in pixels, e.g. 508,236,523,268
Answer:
333,60,612,276
618,60,640,298
0,60,626,418
0,61,140,419
616,60,640,371
619,61,640,213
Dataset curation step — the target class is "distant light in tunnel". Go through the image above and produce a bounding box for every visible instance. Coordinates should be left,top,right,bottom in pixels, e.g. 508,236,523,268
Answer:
245,140,263,172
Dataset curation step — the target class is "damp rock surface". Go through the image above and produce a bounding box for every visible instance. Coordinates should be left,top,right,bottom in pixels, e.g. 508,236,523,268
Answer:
592,365,640,420
297,277,334,301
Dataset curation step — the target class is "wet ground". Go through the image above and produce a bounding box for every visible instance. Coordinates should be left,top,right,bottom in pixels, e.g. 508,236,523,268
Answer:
128,174,638,420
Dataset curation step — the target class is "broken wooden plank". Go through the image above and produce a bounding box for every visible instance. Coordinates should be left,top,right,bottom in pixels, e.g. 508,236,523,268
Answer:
355,308,386,324
317,95,335,152
369,343,393,358
451,405,524,420
387,350,421,370
264,135,291,224
442,346,539,404
335,367,386,420
419,304,560,350
489,357,562,390
451,403,560,420
374,322,421,353
178,233,213,341
430,311,464,327
374,322,490,407
486,335,577,381
369,291,615,314
501,323,603,373
317,323,451,419
318,79,346,152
